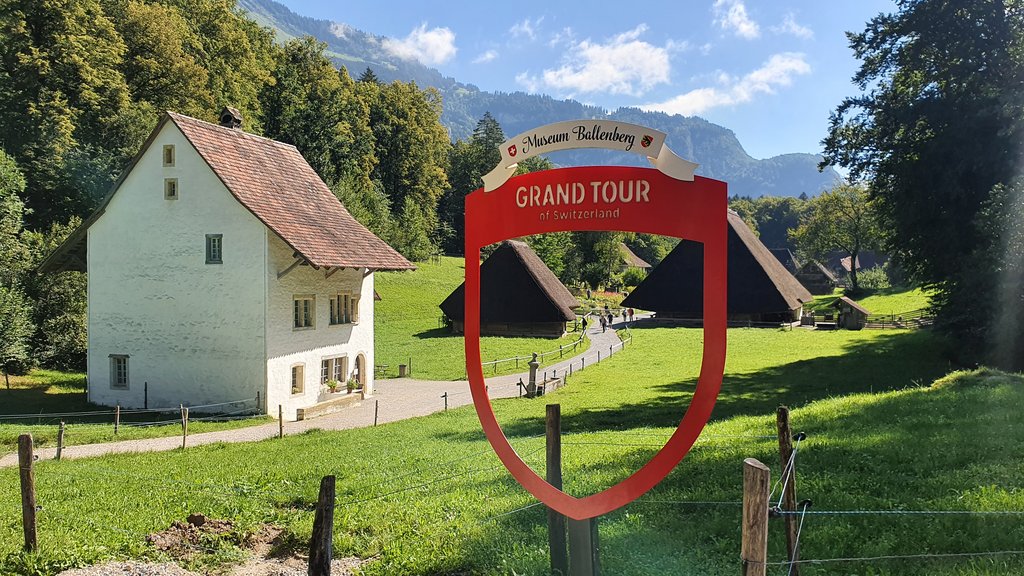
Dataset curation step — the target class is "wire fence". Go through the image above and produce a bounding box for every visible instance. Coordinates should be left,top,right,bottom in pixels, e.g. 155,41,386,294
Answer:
0,396,261,425
480,330,588,373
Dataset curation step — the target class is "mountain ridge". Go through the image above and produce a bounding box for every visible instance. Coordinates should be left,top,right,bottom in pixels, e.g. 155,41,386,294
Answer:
236,0,842,197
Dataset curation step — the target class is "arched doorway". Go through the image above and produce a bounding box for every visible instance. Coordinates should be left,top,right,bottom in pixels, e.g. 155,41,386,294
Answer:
355,353,367,391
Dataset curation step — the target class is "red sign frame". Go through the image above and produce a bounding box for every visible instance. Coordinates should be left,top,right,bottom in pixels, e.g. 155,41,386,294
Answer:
464,165,728,520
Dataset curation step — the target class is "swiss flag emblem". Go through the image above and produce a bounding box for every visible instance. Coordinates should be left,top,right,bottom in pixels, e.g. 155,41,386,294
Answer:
507,145,517,157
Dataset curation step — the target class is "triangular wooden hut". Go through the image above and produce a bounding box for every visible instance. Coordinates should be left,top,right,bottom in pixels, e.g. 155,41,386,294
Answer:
440,240,580,337
795,260,838,295
622,211,812,324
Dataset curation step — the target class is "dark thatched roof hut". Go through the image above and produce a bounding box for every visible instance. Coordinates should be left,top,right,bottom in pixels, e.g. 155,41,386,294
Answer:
621,211,813,324
440,240,580,337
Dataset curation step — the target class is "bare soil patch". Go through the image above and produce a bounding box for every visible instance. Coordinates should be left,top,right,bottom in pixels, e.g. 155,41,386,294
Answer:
57,513,367,576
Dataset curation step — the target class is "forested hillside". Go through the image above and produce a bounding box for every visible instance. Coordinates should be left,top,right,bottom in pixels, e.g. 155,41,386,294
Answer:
236,0,842,199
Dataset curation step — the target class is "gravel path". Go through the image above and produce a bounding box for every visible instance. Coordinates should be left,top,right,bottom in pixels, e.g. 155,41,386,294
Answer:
0,318,636,468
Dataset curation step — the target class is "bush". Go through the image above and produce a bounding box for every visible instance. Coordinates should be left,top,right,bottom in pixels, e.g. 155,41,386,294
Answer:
620,266,647,289
857,265,891,289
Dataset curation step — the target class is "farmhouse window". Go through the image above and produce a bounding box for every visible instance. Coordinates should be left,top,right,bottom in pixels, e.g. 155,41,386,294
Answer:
293,295,315,329
164,178,178,200
291,364,304,394
330,293,360,325
205,234,222,264
329,293,359,324
320,357,348,384
163,144,175,166
110,355,129,389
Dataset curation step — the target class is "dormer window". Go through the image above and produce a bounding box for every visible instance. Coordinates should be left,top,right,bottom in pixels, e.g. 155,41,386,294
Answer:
163,145,175,167
164,178,178,200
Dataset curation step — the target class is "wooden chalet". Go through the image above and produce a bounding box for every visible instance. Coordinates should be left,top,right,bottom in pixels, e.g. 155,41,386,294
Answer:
440,240,580,338
621,211,813,324
834,296,871,330
795,260,838,295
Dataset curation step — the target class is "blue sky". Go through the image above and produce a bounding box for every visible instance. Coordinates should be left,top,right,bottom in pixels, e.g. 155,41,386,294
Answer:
276,0,895,161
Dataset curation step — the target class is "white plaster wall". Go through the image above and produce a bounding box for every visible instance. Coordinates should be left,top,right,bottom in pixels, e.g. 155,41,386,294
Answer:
265,234,375,420
87,123,267,410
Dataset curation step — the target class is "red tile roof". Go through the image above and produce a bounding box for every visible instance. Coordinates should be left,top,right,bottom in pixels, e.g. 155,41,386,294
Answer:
168,112,413,271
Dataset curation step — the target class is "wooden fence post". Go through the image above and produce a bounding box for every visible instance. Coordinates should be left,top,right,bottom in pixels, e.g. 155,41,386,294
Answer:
56,422,65,460
741,458,770,576
18,434,37,551
374,400,379,426
309,475,336,576
278,405,284,439
777,406,800,575
547,404,568,575
144,381,148,409
442,392,448,411
114,404,120,435
180,405,188,449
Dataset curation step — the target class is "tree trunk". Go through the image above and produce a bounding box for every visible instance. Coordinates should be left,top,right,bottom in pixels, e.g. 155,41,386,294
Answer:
849,246,860,292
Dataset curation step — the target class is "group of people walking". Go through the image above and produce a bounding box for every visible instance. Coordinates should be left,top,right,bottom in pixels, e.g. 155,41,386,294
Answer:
582,307,636,333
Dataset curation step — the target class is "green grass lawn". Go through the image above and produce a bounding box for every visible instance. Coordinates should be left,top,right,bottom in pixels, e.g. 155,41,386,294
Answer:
807,286,934,315
0,371,271,453
375,256,589,380
856,286,934,314
7,326,1018,576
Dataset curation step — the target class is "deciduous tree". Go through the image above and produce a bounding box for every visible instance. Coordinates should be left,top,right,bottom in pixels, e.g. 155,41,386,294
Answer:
790,184,881,292
821,0,1024,364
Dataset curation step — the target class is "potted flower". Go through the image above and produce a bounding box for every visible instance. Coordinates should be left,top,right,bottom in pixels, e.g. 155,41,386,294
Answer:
325,379,340,393
346,377,358,393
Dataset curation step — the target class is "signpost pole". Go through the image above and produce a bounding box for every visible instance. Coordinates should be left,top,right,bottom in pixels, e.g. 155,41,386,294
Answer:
568,518,600,576
547,405,568,575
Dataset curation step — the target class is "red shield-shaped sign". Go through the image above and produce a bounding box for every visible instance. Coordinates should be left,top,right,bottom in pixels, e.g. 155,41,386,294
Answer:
464,165,727,520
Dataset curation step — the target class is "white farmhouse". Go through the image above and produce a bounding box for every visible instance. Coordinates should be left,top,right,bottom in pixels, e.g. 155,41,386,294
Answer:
41,108,414,420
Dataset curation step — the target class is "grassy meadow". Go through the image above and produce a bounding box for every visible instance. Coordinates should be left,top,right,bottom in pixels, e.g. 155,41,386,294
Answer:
5,321,1023,576
374,256,589,380
807,286,933,315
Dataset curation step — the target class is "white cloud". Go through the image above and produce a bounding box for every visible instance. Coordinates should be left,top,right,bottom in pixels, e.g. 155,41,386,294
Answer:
549,27,575,47
520,25,671,97
473,49,498,64
699,42,713,56
329,22,351,39
772,13,813,39
381,23,457,66
515,71,540,93
713,0,760,39
641,52,810,115
509,17,544,40
665,39,691,53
